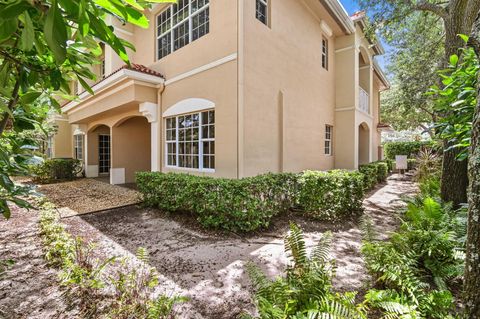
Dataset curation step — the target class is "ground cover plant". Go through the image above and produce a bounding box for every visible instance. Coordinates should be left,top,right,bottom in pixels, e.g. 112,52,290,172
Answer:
38,200,185,318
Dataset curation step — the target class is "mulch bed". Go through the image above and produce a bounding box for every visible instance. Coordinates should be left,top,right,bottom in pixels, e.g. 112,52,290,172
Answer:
38,178,142,217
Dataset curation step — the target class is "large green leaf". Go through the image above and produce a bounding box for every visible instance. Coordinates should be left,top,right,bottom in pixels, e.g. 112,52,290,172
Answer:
44,0,68,64
0,0,31,19
20,91,42,105
20,11,34,51
0,18,18,42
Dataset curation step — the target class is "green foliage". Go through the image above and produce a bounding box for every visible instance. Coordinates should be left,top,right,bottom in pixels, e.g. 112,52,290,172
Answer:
383,141,435,160
358,161,389,191
137,170,372,231
247,223,366,319
429,38,479,160
38,200,185,318
297,170,365,220
136,172,299,232
0,258,14,279
31,158,82,183
361,194,466,318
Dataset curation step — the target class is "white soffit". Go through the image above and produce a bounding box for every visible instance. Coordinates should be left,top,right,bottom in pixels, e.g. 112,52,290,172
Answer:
320,20,333,37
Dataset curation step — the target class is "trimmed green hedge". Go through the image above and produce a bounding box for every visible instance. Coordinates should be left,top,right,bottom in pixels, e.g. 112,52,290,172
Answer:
383,141,434,160
136,169,372,232
136,172,298,232
359,161,389,190
297,170,365,220
31,158,82,183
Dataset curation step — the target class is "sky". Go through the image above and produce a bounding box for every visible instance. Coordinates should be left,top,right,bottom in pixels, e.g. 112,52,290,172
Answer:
339,0,390,72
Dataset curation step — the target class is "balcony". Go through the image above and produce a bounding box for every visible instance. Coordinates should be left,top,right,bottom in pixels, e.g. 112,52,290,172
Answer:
359,87,370,114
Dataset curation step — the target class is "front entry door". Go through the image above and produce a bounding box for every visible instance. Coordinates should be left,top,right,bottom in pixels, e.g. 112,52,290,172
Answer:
98,134,111,174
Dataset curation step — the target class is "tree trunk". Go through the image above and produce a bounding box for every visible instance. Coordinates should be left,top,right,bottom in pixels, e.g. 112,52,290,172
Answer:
464,10,480,318
439,6,472,207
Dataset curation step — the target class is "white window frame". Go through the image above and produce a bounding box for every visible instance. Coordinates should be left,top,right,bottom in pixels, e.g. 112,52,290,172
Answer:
165,110,215,172
256,0,269,26
156,0,210,60
325,125,333,156
74,134,84,161
322,37,329,70
46,136,54,158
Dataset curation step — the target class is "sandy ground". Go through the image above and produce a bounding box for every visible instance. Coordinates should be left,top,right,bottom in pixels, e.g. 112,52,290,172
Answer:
38,178,141,217
0,206,78,319
58,174,417,319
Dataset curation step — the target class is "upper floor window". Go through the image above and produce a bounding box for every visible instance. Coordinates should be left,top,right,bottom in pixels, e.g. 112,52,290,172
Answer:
100,59,106,79
322,38,329,70
156,0,210,60
256,0,268,25
165,110,215,171
325,125,333,155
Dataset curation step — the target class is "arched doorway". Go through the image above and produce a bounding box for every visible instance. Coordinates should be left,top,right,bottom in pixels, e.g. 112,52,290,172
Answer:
87,124,111,178
358,122,370,165
111,116,151,184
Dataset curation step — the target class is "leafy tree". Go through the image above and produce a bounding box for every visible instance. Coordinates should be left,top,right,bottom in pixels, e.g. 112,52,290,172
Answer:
357,0,480,206
464,10,480,318
380,13,444,134
0,0,173,218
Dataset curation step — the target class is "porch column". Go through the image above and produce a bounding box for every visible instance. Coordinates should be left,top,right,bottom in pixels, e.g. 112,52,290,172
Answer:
140,102,160,172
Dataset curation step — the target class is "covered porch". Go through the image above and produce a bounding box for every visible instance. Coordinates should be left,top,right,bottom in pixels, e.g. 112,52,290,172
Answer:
63,65,164,184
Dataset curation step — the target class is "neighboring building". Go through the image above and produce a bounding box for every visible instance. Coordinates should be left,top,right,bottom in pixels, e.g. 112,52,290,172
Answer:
52,0,390,184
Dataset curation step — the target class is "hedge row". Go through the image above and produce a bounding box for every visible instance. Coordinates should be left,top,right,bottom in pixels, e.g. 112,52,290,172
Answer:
137,169,377,232
136,172,298,232
358,161,389,190
297,170,365,220
383,141,434,160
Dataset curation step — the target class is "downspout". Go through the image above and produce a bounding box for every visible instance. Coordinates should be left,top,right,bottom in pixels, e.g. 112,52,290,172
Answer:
237,0,245,179
157,82,166,172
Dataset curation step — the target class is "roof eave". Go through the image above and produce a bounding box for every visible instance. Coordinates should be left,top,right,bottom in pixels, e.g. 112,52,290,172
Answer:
319,0,355,34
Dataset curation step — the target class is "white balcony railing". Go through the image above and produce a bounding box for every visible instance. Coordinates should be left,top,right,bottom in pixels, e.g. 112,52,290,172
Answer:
359,87,370,114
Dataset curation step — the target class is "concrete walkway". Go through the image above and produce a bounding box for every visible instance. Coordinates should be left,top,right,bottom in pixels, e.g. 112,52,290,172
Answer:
60,173,417,319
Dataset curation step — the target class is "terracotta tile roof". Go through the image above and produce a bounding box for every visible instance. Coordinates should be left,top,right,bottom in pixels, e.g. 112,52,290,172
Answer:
350,10,366,21
377,123,393,130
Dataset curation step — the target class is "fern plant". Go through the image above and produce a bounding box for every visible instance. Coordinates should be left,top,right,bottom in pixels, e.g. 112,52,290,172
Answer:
247,223,365,319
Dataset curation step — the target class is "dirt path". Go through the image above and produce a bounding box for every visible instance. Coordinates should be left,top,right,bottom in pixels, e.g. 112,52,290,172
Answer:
60,174,417,318
0,206,77,319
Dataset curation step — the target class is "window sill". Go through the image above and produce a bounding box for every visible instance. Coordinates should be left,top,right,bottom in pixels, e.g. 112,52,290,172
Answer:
165,165,215,174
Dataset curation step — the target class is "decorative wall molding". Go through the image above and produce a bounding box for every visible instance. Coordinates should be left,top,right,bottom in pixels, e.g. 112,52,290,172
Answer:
165,53,238,86
139,102,158,123
163,98,215,117
335,45,355,54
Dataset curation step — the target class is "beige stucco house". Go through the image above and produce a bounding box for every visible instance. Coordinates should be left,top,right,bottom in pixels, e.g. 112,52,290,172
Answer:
50,0,390,184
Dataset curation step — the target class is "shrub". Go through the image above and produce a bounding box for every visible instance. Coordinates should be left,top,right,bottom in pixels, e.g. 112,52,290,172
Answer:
136,172,299,232
361,196,466,318
383,141,435,160
244,223,365,318
359,161,389,191
297,170,365,220
31,158,82,183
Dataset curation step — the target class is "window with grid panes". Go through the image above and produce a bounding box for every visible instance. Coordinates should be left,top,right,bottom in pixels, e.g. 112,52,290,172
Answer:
165,110,214,170
256,0,268,25
325,125,332,155
74,135,84,161
322,38,329,70
156,0,210,60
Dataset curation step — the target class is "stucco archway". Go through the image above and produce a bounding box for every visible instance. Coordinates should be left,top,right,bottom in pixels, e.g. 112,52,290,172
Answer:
358,122,370,165
111,116,151,184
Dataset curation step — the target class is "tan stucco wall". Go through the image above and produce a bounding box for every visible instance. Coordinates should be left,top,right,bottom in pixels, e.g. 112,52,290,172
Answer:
112,116,151,183
241,0,337,176
161,61,238,178
52,119,73,158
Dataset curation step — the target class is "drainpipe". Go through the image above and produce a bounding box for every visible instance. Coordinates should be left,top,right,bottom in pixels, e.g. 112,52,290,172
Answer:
157,82,166,172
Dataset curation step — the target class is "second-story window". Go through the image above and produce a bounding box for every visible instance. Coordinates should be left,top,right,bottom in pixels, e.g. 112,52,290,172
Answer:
322,37,329,70
256,0,268,25
156,0,210,60
100,59,106,79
